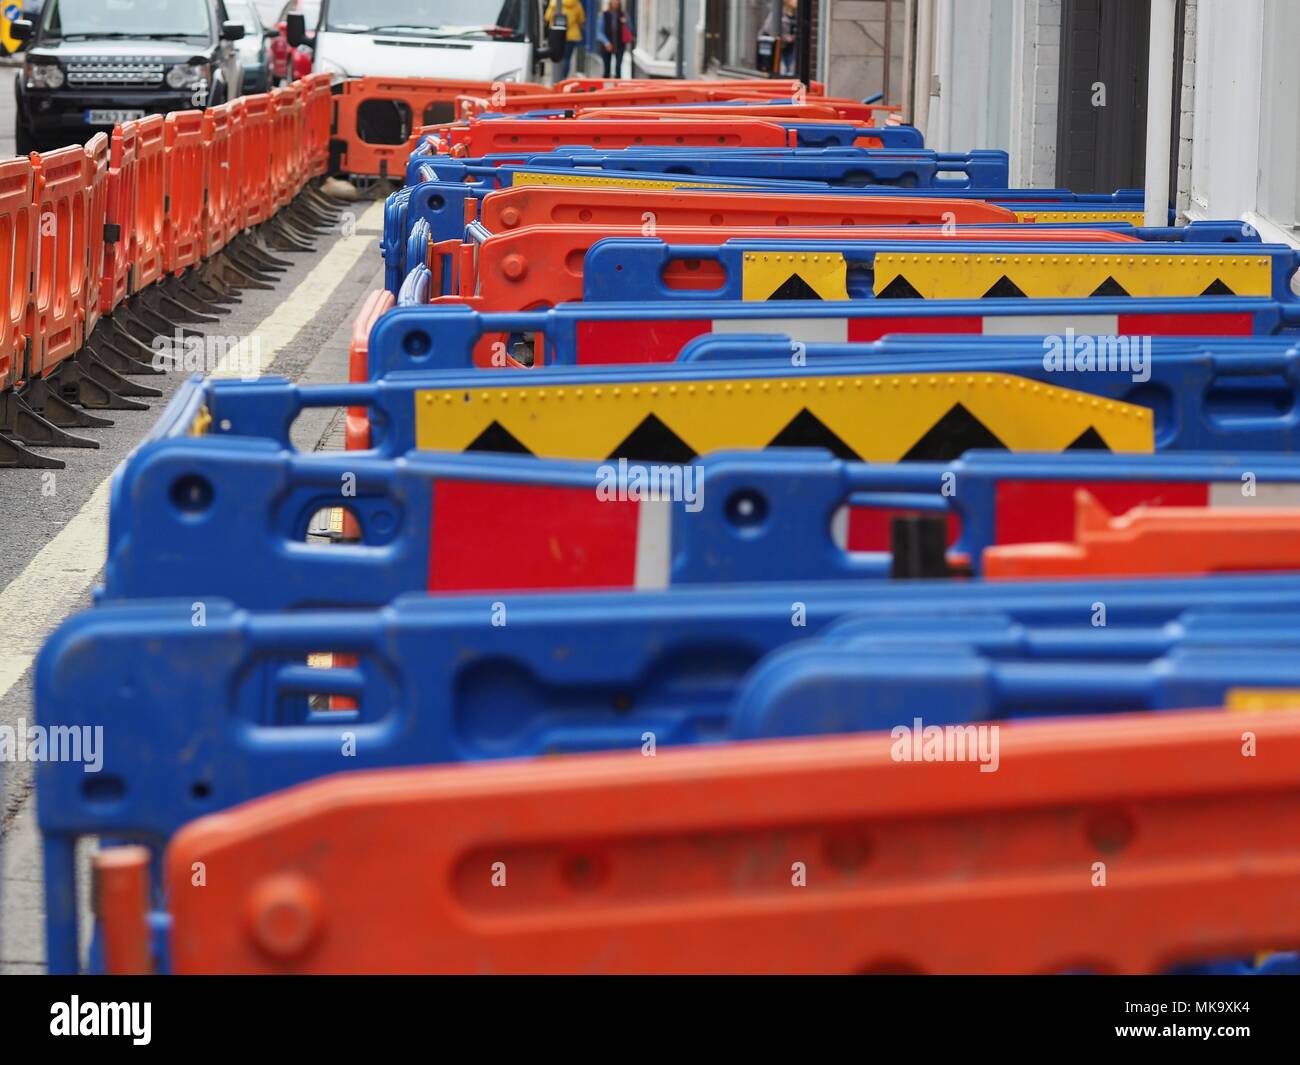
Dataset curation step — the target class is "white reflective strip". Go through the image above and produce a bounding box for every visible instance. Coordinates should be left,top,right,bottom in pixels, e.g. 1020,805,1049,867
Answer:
711,316,850,343
981,314,1120,335
1209,482,1300,507
634,499,672,589
830,503,849,550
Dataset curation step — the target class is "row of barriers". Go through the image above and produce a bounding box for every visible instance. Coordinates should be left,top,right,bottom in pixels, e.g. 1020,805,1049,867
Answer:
0,73,335,468
30,75,1300,975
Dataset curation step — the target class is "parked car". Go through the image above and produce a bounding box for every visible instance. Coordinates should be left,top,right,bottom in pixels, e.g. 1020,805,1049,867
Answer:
13,0,244,153
227,0,274,92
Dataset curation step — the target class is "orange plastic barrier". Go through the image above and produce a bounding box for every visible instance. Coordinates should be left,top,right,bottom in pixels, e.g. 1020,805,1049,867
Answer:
82,133,109,338
556,77,825,96
330,77,512,178
28,146,87,377
100,123,137,315
269,87,296,210
302,72,334,178
202,104,233,259
426,223,1145,317
239,94,275,228
581,102,872,122
0,157,35,392
479,186,1027,232
101,708,1300,974
984,490,1300,579
130,115,166,294
460,84,834,118
345,288,395,452
162,112,206,276
444,118,796,156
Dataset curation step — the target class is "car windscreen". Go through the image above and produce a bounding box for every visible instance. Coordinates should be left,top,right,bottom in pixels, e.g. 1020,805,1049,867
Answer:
323,0,528,37
41,0,214,38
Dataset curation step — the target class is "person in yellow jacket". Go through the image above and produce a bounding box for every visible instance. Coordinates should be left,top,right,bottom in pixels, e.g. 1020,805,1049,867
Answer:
544,0,586,81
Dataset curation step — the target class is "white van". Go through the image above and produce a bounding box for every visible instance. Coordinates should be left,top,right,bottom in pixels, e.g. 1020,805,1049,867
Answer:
290,0,540,84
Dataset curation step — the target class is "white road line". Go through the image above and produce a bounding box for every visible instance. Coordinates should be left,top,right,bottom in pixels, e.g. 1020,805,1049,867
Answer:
0,200,385,704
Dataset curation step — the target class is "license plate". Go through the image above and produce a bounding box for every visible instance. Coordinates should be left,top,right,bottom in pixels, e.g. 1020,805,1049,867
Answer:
84,109,146,125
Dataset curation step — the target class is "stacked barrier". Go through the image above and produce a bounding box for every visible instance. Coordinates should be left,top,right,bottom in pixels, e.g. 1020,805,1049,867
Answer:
0,72,339,467
31,74,1300,976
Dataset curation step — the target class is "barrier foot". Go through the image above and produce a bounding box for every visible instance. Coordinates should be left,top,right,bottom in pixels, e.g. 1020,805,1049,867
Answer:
46,362,147,412
282,199,337,232
260,216,317,253
87,332,164,376
120,300,204,342
0,432,63,469
75,349,163,399
302,182,349,211
230,232,292,270
99,317,169,370
19,378,113,428
203,254,274,291
137,284,221,326
0,392,98,449
182,268,240,305
160,273,231,315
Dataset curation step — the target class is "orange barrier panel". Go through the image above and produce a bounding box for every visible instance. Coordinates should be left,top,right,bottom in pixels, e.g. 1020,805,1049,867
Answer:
225,99,248,239
557,77,825,96
239,94,275,228
428,223,1145,318
330,77,512,178
0,157,35,392
581,102,865,122
100,123,137,315
162,111,206,276
82,132,109,339
130,115,166,293
459,84,832,118
444,118,796,156
282,82,308,201
984,490,1300,579
302,72,334,178
119,708,1300,974
479,186,1027,232
27,146,87,378
202,104,233,259
269,87,295,210
345,288,395,451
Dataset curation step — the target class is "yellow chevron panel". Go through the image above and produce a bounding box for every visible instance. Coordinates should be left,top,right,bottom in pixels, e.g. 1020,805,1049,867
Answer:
742,252,849,301
512,170,744,191
1012,210,1148,225
1225,689,1300,712
873,251,1273,300
414,372,1154,463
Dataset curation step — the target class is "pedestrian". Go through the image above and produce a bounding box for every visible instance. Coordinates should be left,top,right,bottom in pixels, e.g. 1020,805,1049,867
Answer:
544,0,587,82
598,0,635,80
762,0,798,76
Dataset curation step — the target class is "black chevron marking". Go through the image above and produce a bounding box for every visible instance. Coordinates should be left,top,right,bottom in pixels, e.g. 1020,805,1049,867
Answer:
1066,426,1111,451
766,407,861,460
1090,275,1131,297
607,413,696,463
981,275,1028,298
1201,278,1236,296
876,273,925,299
900,403,1008,462
464,420,532,455
766,273,823,301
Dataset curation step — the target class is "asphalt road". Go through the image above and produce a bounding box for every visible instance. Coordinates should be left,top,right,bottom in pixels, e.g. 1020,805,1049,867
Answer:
0,70,387,969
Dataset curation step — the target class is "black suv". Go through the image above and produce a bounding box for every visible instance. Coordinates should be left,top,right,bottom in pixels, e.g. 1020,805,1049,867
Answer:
13,0,245,154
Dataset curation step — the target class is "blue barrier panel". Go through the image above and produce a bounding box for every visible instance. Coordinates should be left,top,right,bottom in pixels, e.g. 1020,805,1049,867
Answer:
366,299,1300,374
36,578,1300,972
98,422,1300,606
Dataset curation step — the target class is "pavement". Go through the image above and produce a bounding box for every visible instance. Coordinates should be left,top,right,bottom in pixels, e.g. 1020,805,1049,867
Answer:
0,67,388,969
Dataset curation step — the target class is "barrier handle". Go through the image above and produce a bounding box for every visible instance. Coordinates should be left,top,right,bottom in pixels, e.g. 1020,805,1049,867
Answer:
245,611,388,655
584,240,732,302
